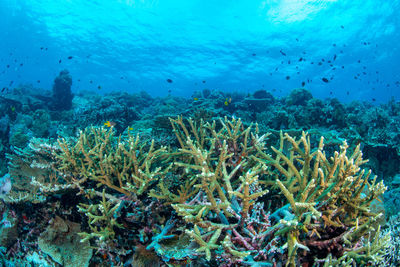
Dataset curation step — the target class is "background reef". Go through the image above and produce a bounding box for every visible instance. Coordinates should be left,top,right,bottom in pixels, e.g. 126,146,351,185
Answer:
0,71,400,266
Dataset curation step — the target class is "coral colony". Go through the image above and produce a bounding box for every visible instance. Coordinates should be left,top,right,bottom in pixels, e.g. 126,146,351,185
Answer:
0,71,399,266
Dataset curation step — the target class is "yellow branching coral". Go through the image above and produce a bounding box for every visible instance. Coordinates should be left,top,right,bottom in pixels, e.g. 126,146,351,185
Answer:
254,131,387,266
155,116,270,260
56,127,169,196
78,189,123,244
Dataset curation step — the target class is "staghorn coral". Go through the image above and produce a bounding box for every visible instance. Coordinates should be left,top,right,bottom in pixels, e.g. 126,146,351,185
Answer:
254,131,388,266
55,126,169,197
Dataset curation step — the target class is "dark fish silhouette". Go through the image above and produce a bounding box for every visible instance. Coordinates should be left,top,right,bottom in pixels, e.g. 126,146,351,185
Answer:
166,79,173,83
301,81,306,86
68,56,73,59
286,76,290,80
202,80,206,83
280,49,286,56
322,77,329,83
59,59,62,63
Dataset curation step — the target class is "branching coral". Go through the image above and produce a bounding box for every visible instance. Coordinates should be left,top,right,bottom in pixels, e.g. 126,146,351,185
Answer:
254,131,388,266
56,127,169,197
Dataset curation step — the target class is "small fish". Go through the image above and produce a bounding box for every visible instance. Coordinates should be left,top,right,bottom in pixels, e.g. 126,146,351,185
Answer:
286,76,290,80
166,79,173,83
193,97,199,101
252,53,256,56
1,87,6,92
11,106,15,112
6,65,9,68
340,25,344,29
104,121,116,127
128,127,133,131
97,85,101,89
40,47,44,50
90,80,93,83
19,63,23,67
372,98,376,101
322,77,329,83
301,81,306,87
37,80,40,83
224,98,231,106
67,56,73,59
279,49,286,56
298,57,303,62
202,80,206,83
59,59,62,63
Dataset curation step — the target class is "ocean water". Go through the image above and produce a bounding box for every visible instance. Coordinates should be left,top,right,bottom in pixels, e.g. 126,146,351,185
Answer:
1,1,400,266
1,0,399,102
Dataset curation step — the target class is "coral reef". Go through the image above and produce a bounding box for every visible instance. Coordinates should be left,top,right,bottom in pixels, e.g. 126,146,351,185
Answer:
0,84,399,265
51,70,73,110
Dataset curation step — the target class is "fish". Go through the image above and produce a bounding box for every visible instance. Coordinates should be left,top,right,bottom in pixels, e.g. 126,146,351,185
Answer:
301,81,306,87
1,87,6,92
202,80,206,83
166,79,173,83
68,56,73,59
97,85,101,89
11,106,15,112
104,121,116,127
59,59,62,63
286,76,290,80
279,49,286,56
224,98,231,106
322,77,329,83
193,97,199,101
252,53,256,56
37,80,40,83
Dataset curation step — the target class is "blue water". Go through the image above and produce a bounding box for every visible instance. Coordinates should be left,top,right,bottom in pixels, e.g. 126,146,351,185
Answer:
1,0,399,103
